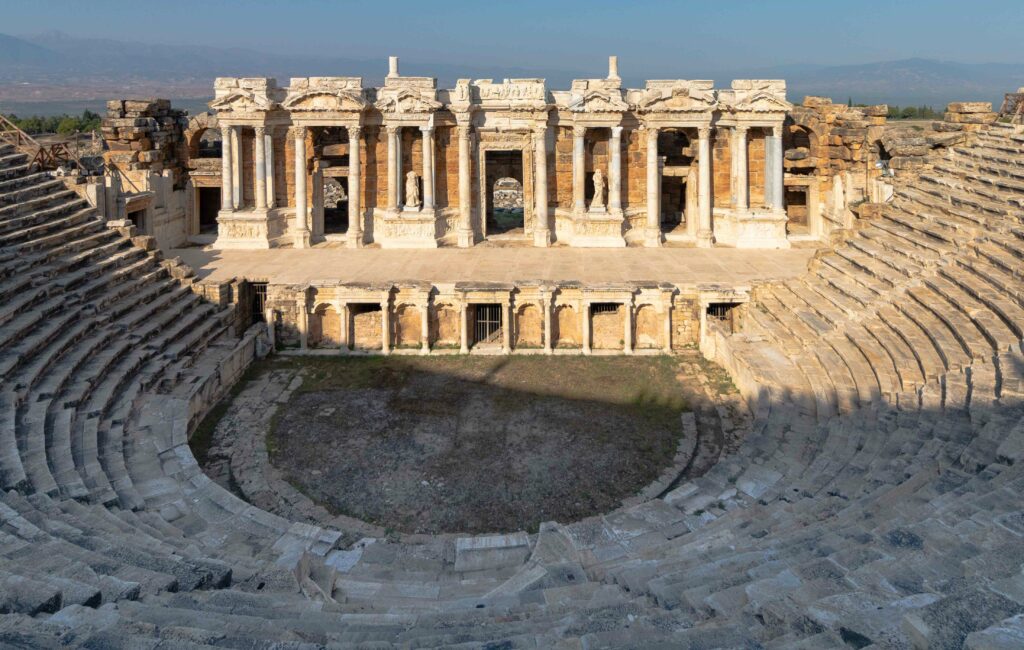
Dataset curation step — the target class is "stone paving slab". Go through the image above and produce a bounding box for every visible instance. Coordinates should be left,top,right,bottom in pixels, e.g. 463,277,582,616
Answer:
169,245,818,287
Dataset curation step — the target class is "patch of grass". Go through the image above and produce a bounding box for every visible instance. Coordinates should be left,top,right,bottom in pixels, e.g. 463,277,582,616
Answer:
190,359,271,465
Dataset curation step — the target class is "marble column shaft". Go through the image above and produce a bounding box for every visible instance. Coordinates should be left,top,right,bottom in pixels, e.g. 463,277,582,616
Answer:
264,129,275,208
457,125,473,246
572,126,586,212
646,127,660,232
697,127,713,247
534,126,549,240
293,127,309,241
348,125,362,244
734,126,749,211
254,126,267,210
386,126,399,211
220,125,234,212
421,126,434,210
609,126,623,211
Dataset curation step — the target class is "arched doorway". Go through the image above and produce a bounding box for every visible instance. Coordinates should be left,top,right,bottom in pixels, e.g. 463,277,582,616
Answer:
783,123,818,235
186,123,223,236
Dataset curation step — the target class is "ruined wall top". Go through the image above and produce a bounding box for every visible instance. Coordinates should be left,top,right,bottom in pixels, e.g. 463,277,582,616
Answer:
210,57,792,123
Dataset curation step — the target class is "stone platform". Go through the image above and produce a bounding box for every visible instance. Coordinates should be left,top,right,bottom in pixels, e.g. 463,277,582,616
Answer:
169,244,818,287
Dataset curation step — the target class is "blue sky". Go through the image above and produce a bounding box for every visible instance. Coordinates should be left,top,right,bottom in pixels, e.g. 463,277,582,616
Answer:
4,0,1022,73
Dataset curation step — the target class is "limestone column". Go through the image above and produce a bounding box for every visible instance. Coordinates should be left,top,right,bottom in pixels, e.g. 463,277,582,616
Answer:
265,308,276,350
380,296,391,354
623,300,633,355
573,125,586,213
386,125,399,211
420,302,430,354
293,127,310,248
231,126,242,209
685,166,699,238
254,126,267,210
298,300,309,350
502,300,512,354
265,128,275,208
533,125,550,246
645,127,661,246
340,303,350,351
542,295,552,355
421,125,434,211
697,127,713,248
769,125,784,210
460,302,469,353
733,125,749,211
347,125,362,246
220,124,234,212
582,302,591,355
457,125,473,247
663,301,673,354
609,126,623,212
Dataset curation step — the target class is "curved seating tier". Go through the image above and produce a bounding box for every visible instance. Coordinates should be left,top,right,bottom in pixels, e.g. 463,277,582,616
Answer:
1,127,1024,648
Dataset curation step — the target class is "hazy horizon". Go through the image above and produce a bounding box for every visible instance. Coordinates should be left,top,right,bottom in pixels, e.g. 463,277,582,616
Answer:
4,0,1023,73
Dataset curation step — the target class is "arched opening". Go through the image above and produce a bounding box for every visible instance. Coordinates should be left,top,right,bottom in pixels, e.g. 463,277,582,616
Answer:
309,304,342,349
515,304,543,349
633,304,662,349
783,123,817,235
658,128,695,235
553,305,580,349
429,304,460,348
196,128,223,159
394,304,422,348
485,150,525,236
187,125,223,234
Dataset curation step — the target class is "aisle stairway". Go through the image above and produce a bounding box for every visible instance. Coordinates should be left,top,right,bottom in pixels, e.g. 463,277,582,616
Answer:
0,125,1023,648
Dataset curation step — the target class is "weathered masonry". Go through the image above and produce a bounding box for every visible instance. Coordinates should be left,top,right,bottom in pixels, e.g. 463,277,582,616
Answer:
256,281,740,355
96,57,894,250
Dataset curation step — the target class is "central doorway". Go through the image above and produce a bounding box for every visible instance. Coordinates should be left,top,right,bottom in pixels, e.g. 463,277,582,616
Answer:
485,151,525,236
323,177,349,235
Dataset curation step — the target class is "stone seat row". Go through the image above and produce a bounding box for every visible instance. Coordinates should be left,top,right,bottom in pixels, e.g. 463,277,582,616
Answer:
2,127,1024,646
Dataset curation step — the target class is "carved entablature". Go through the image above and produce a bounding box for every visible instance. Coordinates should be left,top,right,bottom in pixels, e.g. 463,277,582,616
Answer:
210,77,284,117
283,77,368,118
455,79,549,113
720,80,792,120
637,80,717,115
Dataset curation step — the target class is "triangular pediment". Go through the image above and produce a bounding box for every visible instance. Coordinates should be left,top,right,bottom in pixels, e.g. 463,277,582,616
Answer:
209,91,273,113
375,88,442,114
640,86,717,112
732,91,792,112
283,89,368,112
568,89,629,113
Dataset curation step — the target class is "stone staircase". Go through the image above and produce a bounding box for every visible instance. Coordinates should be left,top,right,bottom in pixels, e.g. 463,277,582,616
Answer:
0,126,1023,648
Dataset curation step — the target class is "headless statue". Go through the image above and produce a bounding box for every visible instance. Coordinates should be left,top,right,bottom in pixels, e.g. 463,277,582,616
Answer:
591,169,606,210
405,171,421,209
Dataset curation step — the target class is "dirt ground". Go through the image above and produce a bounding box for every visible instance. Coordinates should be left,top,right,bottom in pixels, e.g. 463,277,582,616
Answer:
266,356,693,534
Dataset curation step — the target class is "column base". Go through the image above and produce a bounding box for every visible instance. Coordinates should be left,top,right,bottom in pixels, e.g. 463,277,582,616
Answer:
696,229,714,248
533,228,552,248
347,232,364,248
457,228,475,248
214,209,282,249
644,228,663,247
294,230,311,249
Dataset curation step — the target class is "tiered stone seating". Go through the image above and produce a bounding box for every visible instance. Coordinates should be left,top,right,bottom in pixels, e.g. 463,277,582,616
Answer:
1,127,1024,647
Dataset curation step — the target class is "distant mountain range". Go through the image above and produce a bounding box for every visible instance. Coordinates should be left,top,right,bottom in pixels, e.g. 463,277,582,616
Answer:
1,31,1021,114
